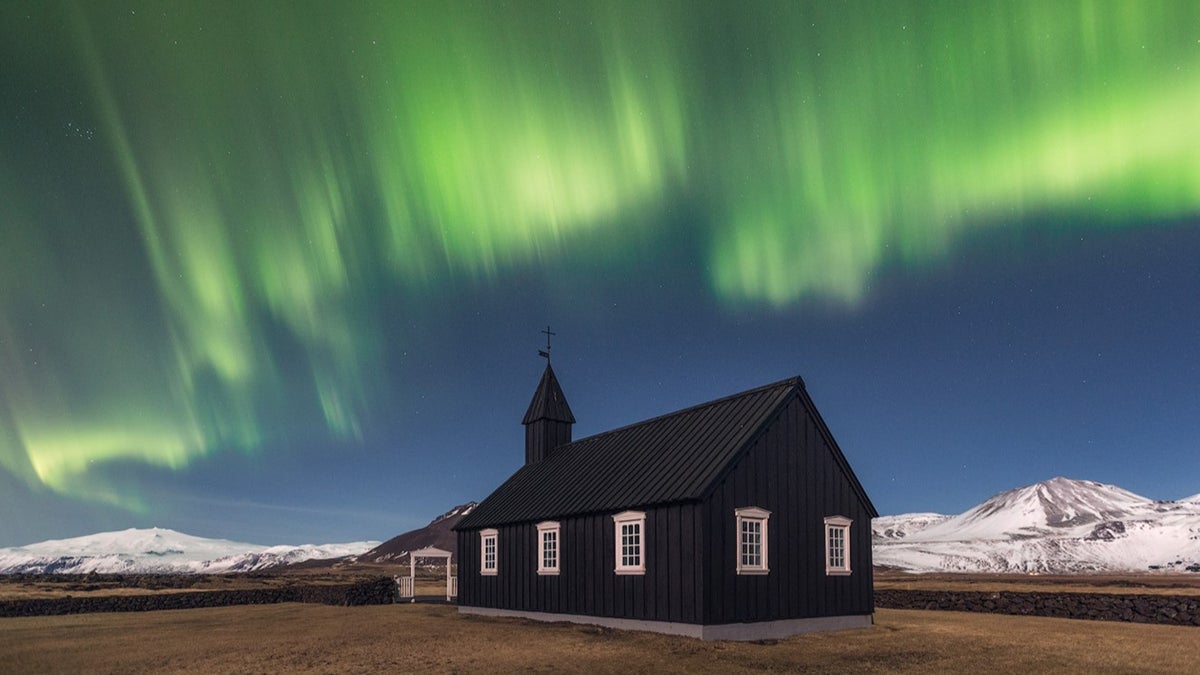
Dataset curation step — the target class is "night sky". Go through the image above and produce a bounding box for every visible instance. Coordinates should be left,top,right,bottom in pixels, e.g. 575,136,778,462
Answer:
2,1,1198,547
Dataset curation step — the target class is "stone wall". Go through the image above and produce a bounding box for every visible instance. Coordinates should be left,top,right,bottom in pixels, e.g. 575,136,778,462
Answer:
9,580,1197,627
875,589,1200,627
0,577,396,617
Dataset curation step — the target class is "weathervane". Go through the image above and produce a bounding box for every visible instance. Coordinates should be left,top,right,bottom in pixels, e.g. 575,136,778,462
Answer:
538,325,555,362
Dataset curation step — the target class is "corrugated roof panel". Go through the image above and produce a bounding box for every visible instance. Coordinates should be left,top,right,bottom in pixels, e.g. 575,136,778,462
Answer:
457,376,802,530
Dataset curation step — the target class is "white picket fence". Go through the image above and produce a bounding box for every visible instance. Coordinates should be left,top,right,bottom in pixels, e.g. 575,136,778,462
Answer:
397,575,414,600
396,574,457,601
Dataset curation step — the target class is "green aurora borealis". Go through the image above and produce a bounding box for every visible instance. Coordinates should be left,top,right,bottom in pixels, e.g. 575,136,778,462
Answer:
2,1,1199,519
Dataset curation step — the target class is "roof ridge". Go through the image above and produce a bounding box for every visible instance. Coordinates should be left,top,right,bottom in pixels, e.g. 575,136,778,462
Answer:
455,373,814,531
564,375,802,449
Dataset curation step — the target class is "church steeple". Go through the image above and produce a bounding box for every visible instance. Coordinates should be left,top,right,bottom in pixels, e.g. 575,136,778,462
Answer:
522,362,575,464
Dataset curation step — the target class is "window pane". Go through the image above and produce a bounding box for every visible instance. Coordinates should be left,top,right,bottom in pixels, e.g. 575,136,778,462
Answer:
620,522,641,567
740,518,763,567
483,535,497,570
828,526,847,569
542,530,557,569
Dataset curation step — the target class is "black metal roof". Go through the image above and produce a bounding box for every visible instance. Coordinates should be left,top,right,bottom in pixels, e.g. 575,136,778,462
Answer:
459,374,878,530
522,363,575,425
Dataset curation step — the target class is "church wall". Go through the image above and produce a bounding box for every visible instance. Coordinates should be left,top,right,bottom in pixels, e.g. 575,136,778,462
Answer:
701,393,875,624
456,502,704,623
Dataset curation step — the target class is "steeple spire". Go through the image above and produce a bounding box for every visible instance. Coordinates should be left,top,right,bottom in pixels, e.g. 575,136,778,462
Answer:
522,331,574,464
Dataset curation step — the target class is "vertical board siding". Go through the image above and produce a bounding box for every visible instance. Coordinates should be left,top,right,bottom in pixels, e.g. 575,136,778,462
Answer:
458,387,874,627
457,506,703,623
703,394,875,624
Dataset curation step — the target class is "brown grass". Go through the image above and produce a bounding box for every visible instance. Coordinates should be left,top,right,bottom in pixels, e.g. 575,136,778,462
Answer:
2,603,1197,674
874,571,1200,596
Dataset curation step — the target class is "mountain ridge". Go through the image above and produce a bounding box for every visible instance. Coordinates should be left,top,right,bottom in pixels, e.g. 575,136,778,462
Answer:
4,480,1194,576
0,528,379,575
874,477,1200,574
349,502,476,564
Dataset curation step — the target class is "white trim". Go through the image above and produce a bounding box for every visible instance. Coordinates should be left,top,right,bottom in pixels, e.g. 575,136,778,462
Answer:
612,510,646,575
735,506,770,575
409,546,452,559
536,521,561,575
406,547,455,601
459,606,873,640
824,516,852,576
480,528,498,576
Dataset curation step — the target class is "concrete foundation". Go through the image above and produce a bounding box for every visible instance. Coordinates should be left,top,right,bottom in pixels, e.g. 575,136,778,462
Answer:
458,606,874,641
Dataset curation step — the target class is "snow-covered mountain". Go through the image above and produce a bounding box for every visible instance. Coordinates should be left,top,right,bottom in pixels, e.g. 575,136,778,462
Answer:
351,502,476,564
872,513,952,541
874,477,1200,574
0,528,379,574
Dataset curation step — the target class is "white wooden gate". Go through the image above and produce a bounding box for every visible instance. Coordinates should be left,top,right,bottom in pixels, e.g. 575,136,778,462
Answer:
396,575,414,601
405,547,456,602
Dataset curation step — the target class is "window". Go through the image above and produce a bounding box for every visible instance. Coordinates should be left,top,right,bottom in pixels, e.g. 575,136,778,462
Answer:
536,521,560,575
480,529,498,576
824,516,852,575
735,507,770,575
612,511,646,575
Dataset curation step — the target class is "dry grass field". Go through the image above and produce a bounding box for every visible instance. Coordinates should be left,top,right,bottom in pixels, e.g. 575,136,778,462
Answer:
2,602,1198,674
3,572,1198,672
874,570,1200,596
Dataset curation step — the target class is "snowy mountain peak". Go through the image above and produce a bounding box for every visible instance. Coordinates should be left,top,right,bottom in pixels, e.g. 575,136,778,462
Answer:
353,502,477,564
430,502,477,525
874,477,1200,574
11,528,258,558
0,528,378,575
934,477,1150,540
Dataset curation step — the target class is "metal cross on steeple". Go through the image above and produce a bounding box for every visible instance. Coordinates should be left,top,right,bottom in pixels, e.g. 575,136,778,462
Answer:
538,325,555,362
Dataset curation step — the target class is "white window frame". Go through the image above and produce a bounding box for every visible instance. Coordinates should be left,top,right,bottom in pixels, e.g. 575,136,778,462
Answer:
735,506,771,575
612,511,646,575
536,521,561,575
824,516,852,576
480,528,498,576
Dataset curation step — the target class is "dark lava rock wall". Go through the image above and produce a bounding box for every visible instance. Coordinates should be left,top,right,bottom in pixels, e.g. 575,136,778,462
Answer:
876,589,1200,627
0,577,396,617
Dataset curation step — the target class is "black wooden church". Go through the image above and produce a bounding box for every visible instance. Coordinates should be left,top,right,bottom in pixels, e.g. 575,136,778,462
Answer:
454,359,877,640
